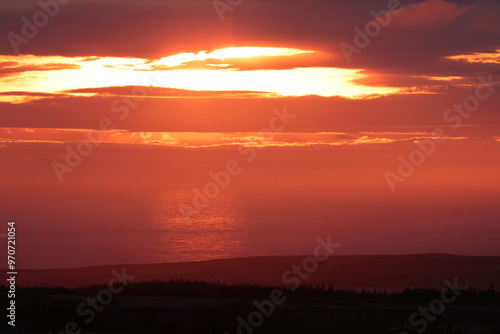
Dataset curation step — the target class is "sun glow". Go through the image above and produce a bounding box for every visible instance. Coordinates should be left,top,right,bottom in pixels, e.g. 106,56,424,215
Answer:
150,47,313,67
0,47,401,101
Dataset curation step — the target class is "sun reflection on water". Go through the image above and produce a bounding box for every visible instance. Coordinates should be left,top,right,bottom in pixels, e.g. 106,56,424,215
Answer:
144,188,248,263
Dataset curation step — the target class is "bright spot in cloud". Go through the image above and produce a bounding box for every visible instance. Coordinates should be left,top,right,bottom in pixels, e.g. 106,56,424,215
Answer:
0,47,401,100
446,50,500,64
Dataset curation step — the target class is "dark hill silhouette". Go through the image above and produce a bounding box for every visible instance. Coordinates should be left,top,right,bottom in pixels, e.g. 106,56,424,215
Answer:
14,254,500,290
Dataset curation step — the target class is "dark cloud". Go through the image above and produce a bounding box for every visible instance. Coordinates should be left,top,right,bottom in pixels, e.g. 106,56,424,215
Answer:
0,90,64,97
0,62,81,78
64,86,274,97
0,0,498,81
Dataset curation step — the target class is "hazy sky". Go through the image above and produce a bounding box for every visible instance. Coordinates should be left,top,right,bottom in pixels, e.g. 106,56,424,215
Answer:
1,0,499,267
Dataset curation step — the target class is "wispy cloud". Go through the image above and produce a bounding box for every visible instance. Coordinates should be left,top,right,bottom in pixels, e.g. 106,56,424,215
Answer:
0,128,484,149
446,49,500,64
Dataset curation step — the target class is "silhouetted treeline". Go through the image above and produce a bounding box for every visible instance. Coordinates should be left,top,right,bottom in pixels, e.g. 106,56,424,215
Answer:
1,281,499,334
3,279,499,305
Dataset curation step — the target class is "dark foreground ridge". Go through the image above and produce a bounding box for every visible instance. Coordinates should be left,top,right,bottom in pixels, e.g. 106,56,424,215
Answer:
1,280,499,334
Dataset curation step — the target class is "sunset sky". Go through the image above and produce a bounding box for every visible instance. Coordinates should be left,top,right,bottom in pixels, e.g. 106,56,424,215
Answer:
1,0,499,268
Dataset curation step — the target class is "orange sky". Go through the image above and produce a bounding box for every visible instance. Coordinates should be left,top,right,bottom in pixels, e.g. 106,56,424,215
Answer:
1,0,500,268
